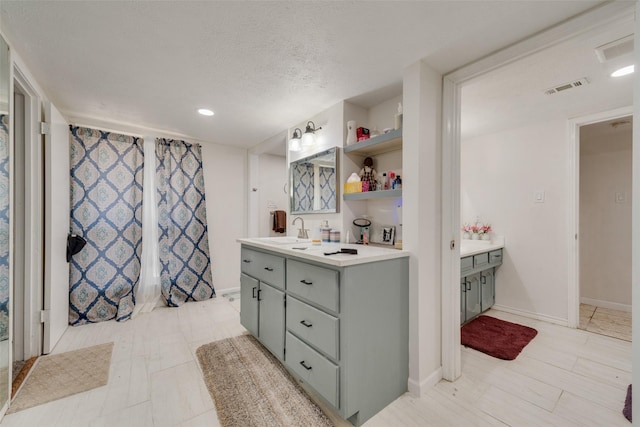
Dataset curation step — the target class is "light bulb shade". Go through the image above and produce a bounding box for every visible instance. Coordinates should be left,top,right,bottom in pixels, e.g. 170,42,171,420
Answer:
301,131,314,147
301,121,321,147
289,138,301,152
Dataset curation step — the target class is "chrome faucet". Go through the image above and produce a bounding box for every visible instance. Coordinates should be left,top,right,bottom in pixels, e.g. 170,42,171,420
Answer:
292,217,309,239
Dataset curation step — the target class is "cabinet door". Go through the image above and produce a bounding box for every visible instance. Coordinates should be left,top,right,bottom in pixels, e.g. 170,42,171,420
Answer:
465,273,481,321
240,274,259,337
480,268,495,312
460,278,467,324
258,281,285,360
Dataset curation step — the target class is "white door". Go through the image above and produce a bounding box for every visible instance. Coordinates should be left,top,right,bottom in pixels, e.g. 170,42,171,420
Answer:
43,102,69,354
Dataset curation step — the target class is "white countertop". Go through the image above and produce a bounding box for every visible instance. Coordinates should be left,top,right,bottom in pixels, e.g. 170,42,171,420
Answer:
238,237,408,267
459,236,505,257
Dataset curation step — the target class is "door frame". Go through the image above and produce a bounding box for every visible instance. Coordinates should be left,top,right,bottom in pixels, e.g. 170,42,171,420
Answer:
440,2,635,381
567,106,633,328
13,65,44,359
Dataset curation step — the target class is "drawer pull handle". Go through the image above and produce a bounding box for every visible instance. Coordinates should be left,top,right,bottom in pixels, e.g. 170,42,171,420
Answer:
242,259,252,263
466,280,471,291
480,275,486,284
252,287,257,298
257,289,262,301
300,279,313,285
300,320,313,328
300,361,312,370
264,267,274,272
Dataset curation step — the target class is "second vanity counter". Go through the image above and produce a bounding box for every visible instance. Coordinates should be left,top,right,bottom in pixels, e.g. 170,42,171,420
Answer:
459,236,505,257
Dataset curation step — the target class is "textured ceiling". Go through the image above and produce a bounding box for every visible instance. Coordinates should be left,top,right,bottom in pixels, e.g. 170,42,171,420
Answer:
0,1,608,149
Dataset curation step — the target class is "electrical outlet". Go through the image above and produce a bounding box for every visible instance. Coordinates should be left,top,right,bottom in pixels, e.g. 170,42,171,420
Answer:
615,192,626,203
534,190,545,203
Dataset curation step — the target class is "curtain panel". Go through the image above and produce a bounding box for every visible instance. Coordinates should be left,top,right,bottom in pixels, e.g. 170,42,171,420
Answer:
318,166,336,210
69,126,144,325
155,139,215,306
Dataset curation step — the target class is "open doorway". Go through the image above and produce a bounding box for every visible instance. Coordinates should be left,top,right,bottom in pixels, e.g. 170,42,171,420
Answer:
12,68,45,376
577,116,632,341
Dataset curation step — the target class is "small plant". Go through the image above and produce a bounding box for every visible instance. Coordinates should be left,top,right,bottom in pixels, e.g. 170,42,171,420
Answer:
479,224,492,235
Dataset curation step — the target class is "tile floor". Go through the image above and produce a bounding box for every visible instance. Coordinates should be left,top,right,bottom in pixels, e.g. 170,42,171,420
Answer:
578,304,631,342
0,297,632,426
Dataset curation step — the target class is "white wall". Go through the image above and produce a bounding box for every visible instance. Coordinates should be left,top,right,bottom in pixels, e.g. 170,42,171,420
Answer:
403,60,442,394
579,126,632,308
200,143,246,291
257,153,288,237
461,118,570,322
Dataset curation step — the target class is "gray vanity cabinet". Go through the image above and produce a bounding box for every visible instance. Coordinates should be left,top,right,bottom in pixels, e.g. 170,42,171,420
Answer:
460,248,502,324
239,244,409,426
240,248,285,360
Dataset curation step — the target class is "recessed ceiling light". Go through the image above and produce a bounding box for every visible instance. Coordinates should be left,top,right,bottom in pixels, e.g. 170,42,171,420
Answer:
611,65,634,77
198,108,214,116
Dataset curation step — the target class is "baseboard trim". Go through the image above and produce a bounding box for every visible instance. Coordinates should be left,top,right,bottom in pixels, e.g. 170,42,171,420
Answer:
220,287,241,296
408,367,442,397
492,305,568,327
580,297,631,313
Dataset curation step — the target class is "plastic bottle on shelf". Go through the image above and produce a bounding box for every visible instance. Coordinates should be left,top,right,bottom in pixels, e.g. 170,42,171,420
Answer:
388,172,395,189
382,173,388,190
395,103,403,130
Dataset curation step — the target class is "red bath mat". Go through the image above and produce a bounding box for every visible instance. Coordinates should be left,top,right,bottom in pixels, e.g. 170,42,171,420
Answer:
461,315,538,360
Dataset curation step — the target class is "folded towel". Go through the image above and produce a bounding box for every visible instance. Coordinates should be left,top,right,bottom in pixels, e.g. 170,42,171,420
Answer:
272,210,286,233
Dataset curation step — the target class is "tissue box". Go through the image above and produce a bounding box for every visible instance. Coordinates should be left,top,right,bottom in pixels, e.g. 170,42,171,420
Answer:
344,181,362,194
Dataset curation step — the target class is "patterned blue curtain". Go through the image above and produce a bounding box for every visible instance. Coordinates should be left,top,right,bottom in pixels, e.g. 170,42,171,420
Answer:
292,163,314,212
69,127,144,325
319,166,336,210
0,115,9,339
156,139,215,306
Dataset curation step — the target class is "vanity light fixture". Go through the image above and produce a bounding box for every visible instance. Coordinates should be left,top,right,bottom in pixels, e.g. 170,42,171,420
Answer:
289,128,302,152
301,121,322,148
611,65,634,77
197,108,215,116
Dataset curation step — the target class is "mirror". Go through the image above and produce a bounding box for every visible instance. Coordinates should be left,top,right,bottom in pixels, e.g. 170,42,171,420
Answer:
0,34,10,410
290,147,339,214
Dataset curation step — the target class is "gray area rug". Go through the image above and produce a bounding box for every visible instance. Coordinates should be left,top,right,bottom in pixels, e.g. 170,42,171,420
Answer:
8,342,113,413
196,335,333,427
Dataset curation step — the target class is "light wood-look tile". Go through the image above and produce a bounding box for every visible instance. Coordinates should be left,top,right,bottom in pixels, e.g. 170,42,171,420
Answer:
0,298,632,427
578,304,631,341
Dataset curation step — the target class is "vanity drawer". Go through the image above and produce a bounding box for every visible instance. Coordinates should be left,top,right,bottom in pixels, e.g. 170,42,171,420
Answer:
489,249,503,265
287,296,339,360
286,332,339,408
473,252,489,269
461,256,473,275
240,247,285,289
287,260,339,313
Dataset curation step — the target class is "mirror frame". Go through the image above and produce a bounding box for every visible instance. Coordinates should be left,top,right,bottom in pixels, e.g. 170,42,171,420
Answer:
289,147,339,215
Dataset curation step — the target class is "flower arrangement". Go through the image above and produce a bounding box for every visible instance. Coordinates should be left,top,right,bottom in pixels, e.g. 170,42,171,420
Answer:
479,224,492,235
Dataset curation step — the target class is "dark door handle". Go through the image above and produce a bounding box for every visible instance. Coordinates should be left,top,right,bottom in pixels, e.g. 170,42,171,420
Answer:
257,289,262,301
466,280,471,291
264,267,274,272
300,279,313,285
480,275,486,284
252,286,256,298
243,259,251,263
300,320,313,328
461,283,466,293
300,361,312,370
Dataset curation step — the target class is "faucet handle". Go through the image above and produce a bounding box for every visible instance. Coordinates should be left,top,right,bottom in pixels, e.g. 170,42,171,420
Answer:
299,229,309,239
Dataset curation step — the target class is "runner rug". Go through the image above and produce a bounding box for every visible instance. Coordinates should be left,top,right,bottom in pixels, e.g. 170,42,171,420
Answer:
196,335,333,427
8,342,113,413
461,315,537,360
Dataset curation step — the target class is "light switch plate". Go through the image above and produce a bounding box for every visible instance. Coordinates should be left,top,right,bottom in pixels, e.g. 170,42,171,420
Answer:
615,192,626,203
534,190,545,203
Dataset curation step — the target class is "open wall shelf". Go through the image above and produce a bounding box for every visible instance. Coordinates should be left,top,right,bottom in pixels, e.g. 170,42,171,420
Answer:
343,128,402,156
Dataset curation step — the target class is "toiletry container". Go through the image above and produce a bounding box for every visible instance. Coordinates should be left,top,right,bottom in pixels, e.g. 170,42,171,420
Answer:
395,102,403,129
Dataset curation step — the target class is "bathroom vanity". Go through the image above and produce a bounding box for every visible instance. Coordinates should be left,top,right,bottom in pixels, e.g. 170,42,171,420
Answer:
237,237,409,426
460,240,504,324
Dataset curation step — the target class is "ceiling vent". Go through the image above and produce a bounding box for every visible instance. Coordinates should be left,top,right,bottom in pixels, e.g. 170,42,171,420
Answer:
544,78,589,95
594,35,634,63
